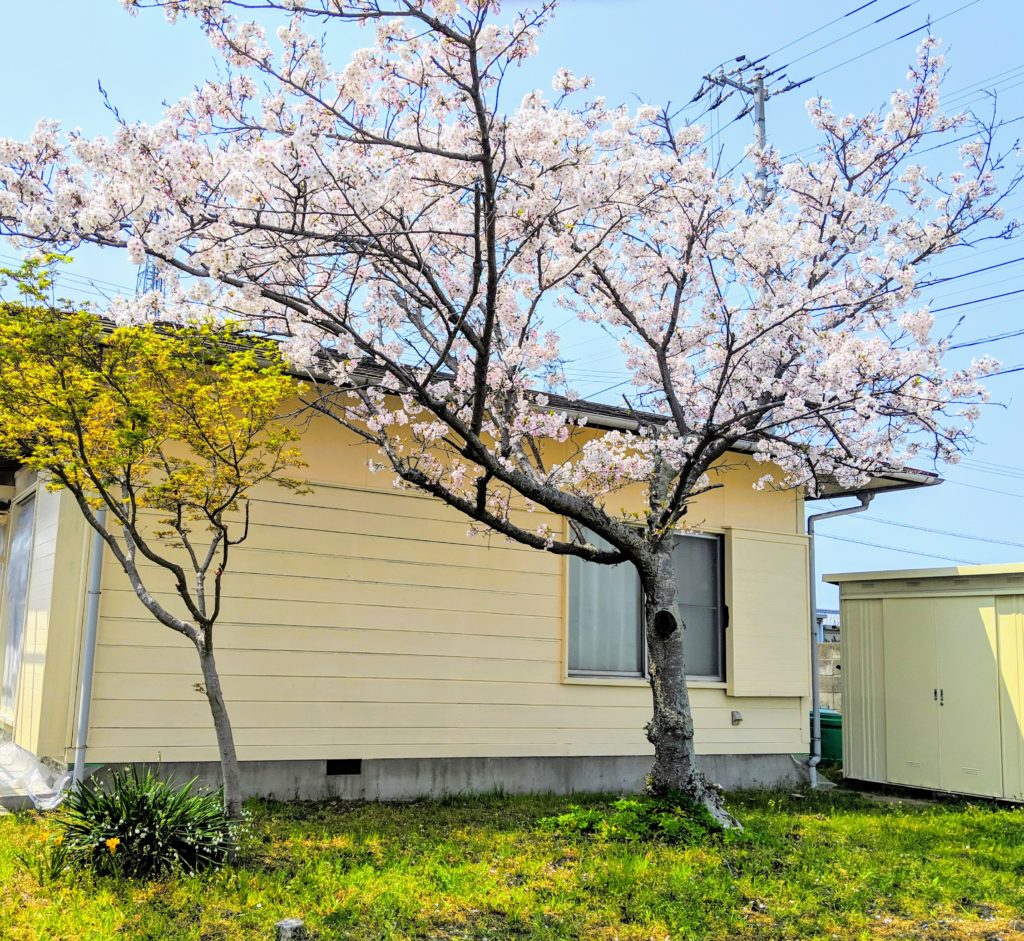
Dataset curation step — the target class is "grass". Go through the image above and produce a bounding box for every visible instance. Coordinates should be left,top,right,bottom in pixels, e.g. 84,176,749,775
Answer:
2,788,1024,940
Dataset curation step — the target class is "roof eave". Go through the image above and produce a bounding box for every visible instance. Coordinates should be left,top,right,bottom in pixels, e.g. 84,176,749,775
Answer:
337,366,945,500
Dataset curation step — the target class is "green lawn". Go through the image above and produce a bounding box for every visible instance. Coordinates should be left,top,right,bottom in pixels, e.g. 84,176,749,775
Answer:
2,788,1023,940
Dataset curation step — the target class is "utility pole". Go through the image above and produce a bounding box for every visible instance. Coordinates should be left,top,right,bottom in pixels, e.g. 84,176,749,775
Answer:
706,68,767,152
695,57,809,204
704,66,768,201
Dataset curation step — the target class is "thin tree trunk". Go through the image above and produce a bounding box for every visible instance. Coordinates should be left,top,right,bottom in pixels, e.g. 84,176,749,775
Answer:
197,645,242,819
641,545,738,828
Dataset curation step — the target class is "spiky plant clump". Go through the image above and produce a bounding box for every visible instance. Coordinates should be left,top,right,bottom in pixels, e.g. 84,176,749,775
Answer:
54,767,235,878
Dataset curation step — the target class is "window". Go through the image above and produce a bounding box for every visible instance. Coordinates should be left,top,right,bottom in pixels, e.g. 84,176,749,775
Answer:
568,528,726,681
0,494,36,716
568,530,644,676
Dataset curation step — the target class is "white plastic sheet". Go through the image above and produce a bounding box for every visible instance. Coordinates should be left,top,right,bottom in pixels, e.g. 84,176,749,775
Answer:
0,736,70,810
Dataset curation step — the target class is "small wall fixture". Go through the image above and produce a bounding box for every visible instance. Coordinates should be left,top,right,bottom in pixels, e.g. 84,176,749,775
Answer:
731,710,743,726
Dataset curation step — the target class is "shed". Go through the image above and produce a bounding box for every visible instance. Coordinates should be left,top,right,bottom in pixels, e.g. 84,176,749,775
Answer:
824,565,1024,801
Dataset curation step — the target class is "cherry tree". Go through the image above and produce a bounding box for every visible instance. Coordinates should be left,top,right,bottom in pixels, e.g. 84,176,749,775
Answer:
0,0,1018,823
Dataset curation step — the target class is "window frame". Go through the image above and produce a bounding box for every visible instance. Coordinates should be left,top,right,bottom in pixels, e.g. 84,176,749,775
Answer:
564,527,728,684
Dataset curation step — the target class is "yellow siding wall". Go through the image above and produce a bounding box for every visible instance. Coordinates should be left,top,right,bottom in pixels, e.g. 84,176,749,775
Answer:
5,482,91,760
727,529,810,698
74,413,810,765
10,483,59,751
34,493,91,760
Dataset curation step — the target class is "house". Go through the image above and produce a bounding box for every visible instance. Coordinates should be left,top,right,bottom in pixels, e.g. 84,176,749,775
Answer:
815,608,843,711
0,403,937,802
826,565,1024,801
816,609,841,645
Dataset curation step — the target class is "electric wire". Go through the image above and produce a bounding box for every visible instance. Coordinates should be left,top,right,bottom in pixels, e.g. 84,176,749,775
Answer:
803,0,985,85
816,531,978,563
784,0,923,70
950,326,1024,350
961,457,1024,475
946,479,1024,499
759,0,883,61
931,287,1024,314
855,514,1024,548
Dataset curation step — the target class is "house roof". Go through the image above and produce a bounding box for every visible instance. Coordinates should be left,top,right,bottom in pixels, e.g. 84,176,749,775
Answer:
331,361,941,500
61,324,946,502
535,388,941,501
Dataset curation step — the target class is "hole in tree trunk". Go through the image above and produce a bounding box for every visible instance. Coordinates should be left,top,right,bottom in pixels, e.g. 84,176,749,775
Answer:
653,609,678,638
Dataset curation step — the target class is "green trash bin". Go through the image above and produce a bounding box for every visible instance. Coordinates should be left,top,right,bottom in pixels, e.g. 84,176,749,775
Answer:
815,709,843,762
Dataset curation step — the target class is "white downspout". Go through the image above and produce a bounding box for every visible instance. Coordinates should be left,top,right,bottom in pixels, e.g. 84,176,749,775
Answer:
72,511,106,786
806,493,873,788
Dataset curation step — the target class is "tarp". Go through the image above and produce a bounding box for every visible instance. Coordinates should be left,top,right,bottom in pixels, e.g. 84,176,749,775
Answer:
0,735,69,810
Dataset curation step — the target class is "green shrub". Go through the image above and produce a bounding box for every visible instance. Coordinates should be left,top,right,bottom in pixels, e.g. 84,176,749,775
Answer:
52,767,235,878
540,794,723,845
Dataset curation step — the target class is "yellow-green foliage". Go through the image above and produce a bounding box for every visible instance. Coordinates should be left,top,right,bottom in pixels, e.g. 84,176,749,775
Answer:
0,258,305,542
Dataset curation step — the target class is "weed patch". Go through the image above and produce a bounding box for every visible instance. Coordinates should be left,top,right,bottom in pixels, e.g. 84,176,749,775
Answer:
2,789,1023,939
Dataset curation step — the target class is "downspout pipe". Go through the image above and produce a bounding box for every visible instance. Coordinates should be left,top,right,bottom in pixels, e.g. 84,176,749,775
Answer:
72,511,106,786
806,493,873,788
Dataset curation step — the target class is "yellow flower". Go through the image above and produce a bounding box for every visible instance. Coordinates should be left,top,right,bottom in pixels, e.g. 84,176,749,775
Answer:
105,837,120,854
53,833,63,846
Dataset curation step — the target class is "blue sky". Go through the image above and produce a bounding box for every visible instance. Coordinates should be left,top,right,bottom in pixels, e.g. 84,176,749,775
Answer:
3,0,1024,603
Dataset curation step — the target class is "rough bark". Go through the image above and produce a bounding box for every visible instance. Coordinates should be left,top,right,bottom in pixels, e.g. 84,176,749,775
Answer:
641,544,739,829
197,644,242,820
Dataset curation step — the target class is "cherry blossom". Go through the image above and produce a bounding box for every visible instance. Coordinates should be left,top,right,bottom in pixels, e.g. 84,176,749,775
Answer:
0,1,1019,821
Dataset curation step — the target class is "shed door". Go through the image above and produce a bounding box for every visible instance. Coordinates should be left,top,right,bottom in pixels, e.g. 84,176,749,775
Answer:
882,598,939,788
935,595,1003,797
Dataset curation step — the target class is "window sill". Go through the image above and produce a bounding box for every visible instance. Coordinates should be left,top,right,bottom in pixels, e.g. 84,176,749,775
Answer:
564,675,727,689
564,674,648,687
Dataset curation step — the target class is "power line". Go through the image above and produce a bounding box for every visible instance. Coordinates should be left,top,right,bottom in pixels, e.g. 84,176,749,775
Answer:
986,362,1024,377
958,461,1024,482
785,0,923,70
760,0,884,61
817,531,978,564
931,287,1024,314
929,272,1024,307
585,378,635,398
950,325,1024,350
928,236,1023,274
921,254,1024,289
946,479,1024,500
961,456,1024,475
809,0,986,84
944,64,1024,107
913,113,1024,156
777,0,1008,163
856,514,1024,548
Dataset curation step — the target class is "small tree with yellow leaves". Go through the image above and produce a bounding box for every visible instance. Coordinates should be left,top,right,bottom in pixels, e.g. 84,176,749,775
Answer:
0,260,307,817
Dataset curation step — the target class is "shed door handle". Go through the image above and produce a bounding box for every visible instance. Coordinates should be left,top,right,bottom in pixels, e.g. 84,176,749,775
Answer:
933,688,938,701
940,688,944,706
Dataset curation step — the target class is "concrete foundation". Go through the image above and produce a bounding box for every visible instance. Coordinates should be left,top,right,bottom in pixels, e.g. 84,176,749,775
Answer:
96,753,809,802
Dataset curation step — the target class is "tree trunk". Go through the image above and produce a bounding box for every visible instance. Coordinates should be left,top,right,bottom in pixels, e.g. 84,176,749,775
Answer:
197,645,243,820
641,544,739,829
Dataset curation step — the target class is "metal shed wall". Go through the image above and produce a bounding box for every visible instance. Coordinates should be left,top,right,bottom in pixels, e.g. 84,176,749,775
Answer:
827,566,1024,801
